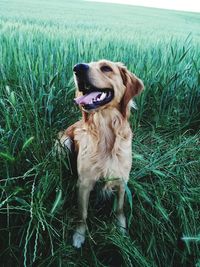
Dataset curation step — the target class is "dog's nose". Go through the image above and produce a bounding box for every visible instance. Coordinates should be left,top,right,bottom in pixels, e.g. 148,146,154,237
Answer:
73,63,89,76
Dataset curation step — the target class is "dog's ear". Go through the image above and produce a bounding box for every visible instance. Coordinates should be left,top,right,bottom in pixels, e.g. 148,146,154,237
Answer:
118,63,144,118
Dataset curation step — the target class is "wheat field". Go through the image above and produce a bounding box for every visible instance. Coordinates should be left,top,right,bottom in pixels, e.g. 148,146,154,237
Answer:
0,0,200,266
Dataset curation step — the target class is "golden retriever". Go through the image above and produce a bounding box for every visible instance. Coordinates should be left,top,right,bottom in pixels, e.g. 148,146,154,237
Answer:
56,60,144,248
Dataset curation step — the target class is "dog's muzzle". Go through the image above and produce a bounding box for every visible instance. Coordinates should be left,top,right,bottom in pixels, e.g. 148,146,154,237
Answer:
73,63,114,110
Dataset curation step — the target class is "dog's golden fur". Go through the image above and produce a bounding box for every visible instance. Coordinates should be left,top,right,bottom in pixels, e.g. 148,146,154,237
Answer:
57,60,144,248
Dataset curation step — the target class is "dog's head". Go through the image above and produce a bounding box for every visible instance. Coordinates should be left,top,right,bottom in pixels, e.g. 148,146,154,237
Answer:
73,59,144,117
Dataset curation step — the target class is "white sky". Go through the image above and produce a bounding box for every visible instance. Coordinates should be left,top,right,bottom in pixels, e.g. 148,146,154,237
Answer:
87,0,200,13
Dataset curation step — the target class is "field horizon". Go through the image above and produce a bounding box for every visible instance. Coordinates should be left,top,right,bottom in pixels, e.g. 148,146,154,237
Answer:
0,1,200,266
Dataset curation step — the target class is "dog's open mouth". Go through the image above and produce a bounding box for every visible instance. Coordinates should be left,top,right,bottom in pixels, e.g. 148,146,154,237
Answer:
74,89,114,110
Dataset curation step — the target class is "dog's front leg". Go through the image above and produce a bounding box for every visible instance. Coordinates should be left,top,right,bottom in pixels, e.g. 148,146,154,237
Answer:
73,178,94,248
116,183,127,232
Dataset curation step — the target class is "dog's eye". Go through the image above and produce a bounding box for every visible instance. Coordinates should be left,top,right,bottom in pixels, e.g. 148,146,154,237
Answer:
100,65,113,72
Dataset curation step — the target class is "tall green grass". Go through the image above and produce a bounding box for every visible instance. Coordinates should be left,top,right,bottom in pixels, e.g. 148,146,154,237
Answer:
0,1,200,266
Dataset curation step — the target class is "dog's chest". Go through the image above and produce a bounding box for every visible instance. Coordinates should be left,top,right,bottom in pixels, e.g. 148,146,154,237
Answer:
74,118,132,180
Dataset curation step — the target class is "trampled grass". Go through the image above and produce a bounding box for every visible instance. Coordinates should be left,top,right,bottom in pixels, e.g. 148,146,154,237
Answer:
0,0,200,266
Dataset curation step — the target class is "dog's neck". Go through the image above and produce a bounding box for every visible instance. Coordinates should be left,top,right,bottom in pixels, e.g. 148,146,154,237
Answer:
83,107,131,142
84,107,123,126
82,101,132,123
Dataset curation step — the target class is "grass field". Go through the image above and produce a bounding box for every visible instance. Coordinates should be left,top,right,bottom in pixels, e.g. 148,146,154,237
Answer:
0,0,200,266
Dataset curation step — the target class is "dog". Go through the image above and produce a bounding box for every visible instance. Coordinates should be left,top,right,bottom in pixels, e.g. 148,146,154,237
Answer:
56,60,144,248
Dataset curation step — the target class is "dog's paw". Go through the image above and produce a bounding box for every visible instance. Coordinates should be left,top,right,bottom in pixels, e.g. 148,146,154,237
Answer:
116,213,127,234
63,137,73,152
53,135,73,157
53,140,65,157
73,231,85,248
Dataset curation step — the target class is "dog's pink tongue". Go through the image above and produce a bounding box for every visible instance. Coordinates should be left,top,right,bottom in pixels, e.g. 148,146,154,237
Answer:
74,92,101,105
